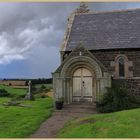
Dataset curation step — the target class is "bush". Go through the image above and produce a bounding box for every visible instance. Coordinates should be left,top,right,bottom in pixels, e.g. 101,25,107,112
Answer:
40,85,50,92
0,89,10,97
41,85,46,90
35,93,48,98
19,94,26,98
41,94,48,98
96,83,140,113
8,93,26,100
9,83,12,86
31,85,37,94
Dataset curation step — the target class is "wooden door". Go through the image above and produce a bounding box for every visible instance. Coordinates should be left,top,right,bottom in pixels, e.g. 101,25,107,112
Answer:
72,68,93,102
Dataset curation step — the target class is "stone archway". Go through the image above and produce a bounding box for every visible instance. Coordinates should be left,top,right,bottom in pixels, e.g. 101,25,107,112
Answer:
53,50,111,104
60,56,103,103
61,56,102,78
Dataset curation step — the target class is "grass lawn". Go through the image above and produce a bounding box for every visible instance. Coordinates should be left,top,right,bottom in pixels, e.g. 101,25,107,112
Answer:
58,108,140,138
0,84,27,96
0,97,53,138
35,84,53,90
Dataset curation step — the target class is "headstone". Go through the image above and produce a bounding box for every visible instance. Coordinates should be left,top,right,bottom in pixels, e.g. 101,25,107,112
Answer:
25,80,34,100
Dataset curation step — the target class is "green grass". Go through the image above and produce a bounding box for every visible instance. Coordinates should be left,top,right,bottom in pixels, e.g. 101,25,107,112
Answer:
0,97,53,138
0,84,27,96
35,84,53,89
58,108,140,138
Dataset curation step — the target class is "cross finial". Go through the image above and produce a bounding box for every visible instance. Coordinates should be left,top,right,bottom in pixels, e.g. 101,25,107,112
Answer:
76,2,90,14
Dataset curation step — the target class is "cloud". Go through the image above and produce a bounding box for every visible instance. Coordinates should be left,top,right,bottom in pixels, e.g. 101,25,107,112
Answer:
0,2,77,65
0,32,24,64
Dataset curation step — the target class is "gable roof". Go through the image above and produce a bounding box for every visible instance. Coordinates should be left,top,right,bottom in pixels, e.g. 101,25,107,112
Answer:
66,8,140,51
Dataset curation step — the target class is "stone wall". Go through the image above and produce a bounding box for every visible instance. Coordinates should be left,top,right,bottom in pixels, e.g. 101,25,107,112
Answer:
92,49,140,96
112,79,140,96
91,49,140,77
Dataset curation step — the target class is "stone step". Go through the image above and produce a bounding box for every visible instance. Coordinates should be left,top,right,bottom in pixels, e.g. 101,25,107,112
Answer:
56,107,95,111
60,110,95,114
64,102,96,105
63,105,96,110
55,103,97,115
54,110,96,115
62,108,96,112
55,107,96,114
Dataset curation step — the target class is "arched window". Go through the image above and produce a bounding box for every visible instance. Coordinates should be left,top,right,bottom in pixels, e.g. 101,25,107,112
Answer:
111,54,133,79
118,57,125,77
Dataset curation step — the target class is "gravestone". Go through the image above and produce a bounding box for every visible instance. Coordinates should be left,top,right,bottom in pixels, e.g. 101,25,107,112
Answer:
25,80,34,100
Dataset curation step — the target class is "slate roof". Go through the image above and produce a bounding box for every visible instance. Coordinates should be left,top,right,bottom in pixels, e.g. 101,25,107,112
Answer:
66,9,140,51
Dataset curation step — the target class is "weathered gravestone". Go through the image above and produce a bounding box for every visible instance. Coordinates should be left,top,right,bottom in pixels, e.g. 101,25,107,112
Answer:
25,80,34,100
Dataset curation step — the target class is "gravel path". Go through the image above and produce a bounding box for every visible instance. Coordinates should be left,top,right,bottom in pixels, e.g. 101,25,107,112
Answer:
30,103,97,138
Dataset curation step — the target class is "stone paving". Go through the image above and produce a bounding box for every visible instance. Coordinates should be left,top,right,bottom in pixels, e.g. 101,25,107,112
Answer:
30,103,97,138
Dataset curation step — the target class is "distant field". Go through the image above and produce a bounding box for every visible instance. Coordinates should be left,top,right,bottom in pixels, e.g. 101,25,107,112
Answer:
0,83,53,96
11,86,28,89
0,80,26,86
0,97,53,138
0,84,27,96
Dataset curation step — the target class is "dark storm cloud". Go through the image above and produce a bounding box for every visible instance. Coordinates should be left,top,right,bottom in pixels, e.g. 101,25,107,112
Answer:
0,2,80,65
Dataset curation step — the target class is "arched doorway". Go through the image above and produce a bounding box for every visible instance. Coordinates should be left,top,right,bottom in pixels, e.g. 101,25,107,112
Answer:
72,67,93,102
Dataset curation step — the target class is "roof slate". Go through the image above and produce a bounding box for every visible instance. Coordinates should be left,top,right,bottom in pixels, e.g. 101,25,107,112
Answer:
66,9,140,51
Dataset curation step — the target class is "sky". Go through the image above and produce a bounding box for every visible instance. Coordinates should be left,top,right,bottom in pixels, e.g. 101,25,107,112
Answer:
1,2,140,79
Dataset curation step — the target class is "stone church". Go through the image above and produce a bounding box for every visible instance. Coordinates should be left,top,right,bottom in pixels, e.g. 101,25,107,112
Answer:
53,3,140,104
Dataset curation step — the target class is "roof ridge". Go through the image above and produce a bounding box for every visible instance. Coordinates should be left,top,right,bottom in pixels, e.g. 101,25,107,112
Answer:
75,7,140,15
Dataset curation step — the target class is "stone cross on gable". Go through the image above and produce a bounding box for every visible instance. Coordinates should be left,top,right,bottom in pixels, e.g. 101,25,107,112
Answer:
76,2,90,14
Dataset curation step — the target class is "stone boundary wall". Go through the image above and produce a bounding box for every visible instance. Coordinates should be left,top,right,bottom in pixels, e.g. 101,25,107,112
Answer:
112,79,140,96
